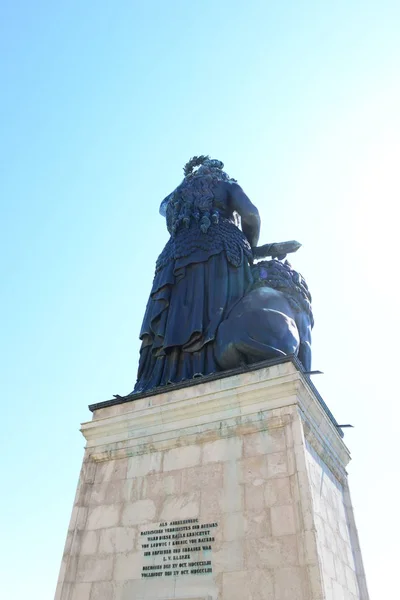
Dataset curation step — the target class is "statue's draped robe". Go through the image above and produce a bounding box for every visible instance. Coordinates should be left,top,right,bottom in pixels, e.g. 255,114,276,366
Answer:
134,217,253,392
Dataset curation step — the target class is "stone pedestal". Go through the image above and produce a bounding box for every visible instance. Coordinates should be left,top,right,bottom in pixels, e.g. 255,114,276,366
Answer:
55,357,369,600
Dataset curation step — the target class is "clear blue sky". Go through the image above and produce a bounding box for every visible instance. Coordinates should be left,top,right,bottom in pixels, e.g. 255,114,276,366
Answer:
1,1,398,598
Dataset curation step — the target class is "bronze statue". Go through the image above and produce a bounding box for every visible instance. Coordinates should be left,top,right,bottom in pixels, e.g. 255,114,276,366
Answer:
133,156,312,394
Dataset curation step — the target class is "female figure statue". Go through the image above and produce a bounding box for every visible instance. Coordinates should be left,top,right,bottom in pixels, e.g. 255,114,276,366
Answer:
133,156,261,393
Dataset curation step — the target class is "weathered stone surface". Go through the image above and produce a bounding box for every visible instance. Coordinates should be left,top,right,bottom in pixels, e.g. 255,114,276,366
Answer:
274,566,306,600
267,451,289,478
56,361,368,600
94,458,128,483
222,511,245,542
160,492,200,521
203,437,243,464
141,471,181,499
223,569,274,600
121,499,156,526
98,527,136,554
79,530,99,555
86,505,120,530
200,486,242,518
270,505,296,536
163,444,201,471
245,482,265,512
237,455,269,485
89,481,128,505
244,428,286,457
305,441,364,599
264,476,292,507
212,540,244,574
76,555,113,582
89,582,115,600
113,551,142,581
127,452,163,478
70,583,92,600
244,511,272,539
244,535,299,569
181,462,223,492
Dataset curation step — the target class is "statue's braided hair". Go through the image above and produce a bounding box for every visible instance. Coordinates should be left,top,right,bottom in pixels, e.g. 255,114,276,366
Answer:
160,156,236,236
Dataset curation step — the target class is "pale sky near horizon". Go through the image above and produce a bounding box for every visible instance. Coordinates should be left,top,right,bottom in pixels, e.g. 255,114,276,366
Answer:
1,2,399,598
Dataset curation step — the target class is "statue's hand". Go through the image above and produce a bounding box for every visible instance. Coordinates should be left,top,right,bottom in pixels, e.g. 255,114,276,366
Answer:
271,252,287,261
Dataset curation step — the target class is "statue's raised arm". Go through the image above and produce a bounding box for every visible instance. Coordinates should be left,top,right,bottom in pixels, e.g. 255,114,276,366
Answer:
132,156,313,394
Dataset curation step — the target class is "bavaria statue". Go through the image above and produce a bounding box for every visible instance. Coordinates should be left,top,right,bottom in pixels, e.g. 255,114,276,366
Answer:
133,156,313,394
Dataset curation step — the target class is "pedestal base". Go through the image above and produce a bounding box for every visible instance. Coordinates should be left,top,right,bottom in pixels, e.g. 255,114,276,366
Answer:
55,358,369,600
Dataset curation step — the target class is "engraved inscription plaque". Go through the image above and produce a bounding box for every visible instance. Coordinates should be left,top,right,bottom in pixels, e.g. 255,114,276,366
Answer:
140,519,218,578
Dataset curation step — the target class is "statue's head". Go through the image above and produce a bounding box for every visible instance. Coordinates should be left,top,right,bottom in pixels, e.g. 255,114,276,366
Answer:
183,155,225,177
